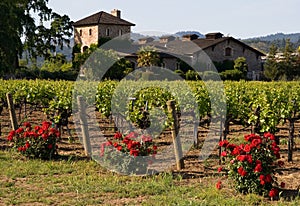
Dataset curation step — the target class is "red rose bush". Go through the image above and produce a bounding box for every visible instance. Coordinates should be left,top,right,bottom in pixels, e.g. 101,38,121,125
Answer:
99,131,157,175
219,133,284,198
7,121,60,159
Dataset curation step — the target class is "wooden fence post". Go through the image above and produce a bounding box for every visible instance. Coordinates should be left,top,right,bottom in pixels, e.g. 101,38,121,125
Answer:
77,96,91,158
167,100,184,170
6,93,18,131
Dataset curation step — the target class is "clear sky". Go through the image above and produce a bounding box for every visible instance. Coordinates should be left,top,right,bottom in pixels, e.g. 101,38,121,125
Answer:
48,0,300,39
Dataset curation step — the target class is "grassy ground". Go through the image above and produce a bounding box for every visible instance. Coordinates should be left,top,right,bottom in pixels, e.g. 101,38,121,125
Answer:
0,150,299,206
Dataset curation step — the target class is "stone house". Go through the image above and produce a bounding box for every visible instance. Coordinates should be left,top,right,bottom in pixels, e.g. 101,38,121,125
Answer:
133,32,265,80
193,32,265,80
73,9,135,52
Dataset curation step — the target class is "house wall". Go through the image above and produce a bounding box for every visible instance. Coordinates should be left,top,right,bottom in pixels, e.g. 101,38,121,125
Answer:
202,39,263,79
98,24,131,39
74,24,131,52
74,25,99,51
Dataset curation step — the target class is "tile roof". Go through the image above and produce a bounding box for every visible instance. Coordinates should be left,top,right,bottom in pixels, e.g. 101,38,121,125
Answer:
73,11,135,27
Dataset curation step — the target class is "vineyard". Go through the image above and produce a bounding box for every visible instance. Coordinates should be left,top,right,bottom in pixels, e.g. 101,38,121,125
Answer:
0,79,300,204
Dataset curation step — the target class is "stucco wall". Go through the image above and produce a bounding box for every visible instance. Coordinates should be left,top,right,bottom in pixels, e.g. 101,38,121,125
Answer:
74,25,99,51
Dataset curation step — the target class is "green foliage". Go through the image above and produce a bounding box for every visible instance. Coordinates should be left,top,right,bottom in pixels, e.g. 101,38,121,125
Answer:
221,69,244,81
234,57,248,77
73,45,133,80
214,60,234,72
0,0,73,77
137,46,160,68
185,70,200,80
264,40,300,81
264,44,279,80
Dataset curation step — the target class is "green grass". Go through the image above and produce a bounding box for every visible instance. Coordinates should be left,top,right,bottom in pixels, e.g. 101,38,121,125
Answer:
0,150,299,205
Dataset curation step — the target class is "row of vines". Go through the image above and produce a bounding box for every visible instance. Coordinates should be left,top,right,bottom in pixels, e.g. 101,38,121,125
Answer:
0,79,300,160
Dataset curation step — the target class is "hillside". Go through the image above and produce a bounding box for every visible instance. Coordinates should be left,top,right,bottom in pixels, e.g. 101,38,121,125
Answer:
242,33,300,53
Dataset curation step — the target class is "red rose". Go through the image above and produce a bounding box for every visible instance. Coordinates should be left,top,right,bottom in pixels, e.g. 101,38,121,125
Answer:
237,155,247,162
260,175,265,185
244,144,252,153
217,167,223,173
16,128,24,134
221,151,227,157
251,139,262,147
269,188,278,198
231,147,240,156
42,133,48,140
254,164,262,173
23,122,31,127
237,167,247,176
7,135,13,141
219,140,229,147
114,132,122,139
117,146,123,151
216,181,222,190
25,141,30,149
265,174,272,183
47,144,53,149
264,132,275,140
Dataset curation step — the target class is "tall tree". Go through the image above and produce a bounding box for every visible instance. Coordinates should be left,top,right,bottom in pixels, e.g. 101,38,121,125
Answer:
279,39,298,80
264,44,279,80
0,0,73,77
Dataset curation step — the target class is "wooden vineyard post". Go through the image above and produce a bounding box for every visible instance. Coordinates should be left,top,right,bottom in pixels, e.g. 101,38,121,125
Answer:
6,93,18,131
77,96,91,158
167,100,184,170
288,118,295,162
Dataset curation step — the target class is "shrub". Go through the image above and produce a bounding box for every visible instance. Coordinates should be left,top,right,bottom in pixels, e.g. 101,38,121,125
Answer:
219,133,284,198
7,122,60,159
99,132,157,175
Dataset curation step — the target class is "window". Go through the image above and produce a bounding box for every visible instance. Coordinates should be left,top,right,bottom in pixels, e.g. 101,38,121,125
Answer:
89,29,92,36
176,62,180,70
119,29,122,36
225,47,232,56
79,29,82,36
161,62,166,68
106,28,110,36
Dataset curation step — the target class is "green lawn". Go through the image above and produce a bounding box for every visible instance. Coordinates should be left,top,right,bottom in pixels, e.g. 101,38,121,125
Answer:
0,150,299,206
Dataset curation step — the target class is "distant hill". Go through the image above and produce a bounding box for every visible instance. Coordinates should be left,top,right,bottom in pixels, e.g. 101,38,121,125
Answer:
242,33,300,53
244,32,300,43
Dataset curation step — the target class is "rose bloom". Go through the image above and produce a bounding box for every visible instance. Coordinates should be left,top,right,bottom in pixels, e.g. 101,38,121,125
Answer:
260,175,265,185
237,167,247,176
265,174,272,183
217,167,223,173
216,181,222,190
269,188,278,198
221,151,227,157
254,164,262,173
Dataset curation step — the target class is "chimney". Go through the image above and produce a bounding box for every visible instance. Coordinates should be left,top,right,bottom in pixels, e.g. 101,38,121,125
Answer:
182,34,199,41
205,32,223,39
138,37,155,45
111,9,121,18
159,36,175,43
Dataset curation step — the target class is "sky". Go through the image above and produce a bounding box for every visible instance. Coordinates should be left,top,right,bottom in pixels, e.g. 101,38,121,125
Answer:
48,0,300,39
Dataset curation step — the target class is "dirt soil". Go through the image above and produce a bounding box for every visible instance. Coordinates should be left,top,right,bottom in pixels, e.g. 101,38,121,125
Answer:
0,107,299,198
